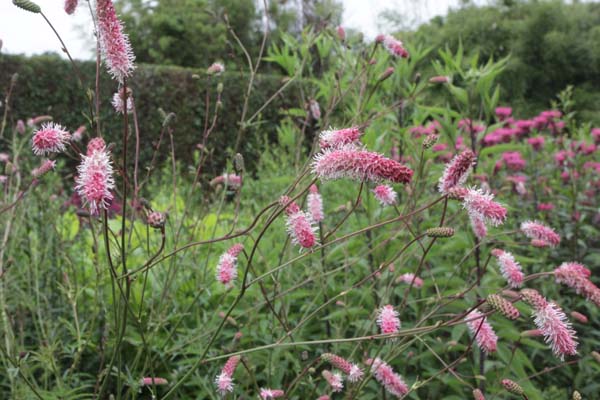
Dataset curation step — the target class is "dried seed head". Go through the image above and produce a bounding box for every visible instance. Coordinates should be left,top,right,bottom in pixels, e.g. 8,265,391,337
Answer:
487,294,520,320
426,227,455,238
12,0,41,13
501,379,524,395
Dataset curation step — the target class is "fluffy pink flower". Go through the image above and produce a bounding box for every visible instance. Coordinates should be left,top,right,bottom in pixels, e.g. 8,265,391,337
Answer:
74,138,115,215
215,356,240,395
366,358,409,398
501,151,526,171
520,221,560,247
377,305,401,334
372,184,397,206
319,127,363,149
377,34,409,58
96,0,135,82
465,309,498,353
463,188,507,226
260,388,285,399
207,62,225,75
320,353,363,382
31,159,56,178
72,125,86,142
309,99,321,120
532,301,578,359
322,370,343,392
438,150,476,194
495,106,512,121
32,122,71,155
307,185,324,222
64,0,78,14
554,262,600,305
280,196,317,248
139,377,168,386
494,251,524,288
469,212,488,240
216,244,244,286
527,136,545,150
312,145,413,184
112,88,133,114
396,273,424,288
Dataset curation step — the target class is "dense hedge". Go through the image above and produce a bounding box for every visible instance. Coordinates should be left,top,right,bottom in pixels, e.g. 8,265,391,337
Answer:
0,54,300,176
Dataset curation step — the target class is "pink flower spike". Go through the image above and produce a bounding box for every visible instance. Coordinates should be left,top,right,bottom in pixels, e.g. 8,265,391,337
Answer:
207,62,225,75
31,159,56,178
473,388,486,400
319,127,363,149
74,138,115,215
532,301,578,359
64,0,78,14
372,185,397,206
378,34,409,58
32,122,71,155
463,188,507,227
312,145,413,184
396,273,424,288
216,245,244,286
469,212,488,240
318,396,331,400
377,305,401,335
96,0,135,82
571,311,588,324
465,309,498,353
307,185,324,222
112,88,133,114
322,370,344,392
309,99,321,120
520,221,560,247
336,25,346,41
260,388,285,399
438,150,476,194
139,377,168,386
554,262,600,304
321,353,364,382
215,356,240,395
366,358,409,398
494,251,524,288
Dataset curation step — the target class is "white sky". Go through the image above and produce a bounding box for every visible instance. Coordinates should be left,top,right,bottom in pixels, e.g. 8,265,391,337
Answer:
0,0,466,60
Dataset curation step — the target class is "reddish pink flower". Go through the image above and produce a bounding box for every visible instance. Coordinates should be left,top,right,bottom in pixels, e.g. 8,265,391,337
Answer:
317,396,331,400
530,239,549,247
377,34,409,58
571,311,588,324
469,212,488,239
216,244,244,286
260,388,285,399
438,150,475,194
280,196,317,248
215,356,240,395
319,127,363,149
366,358,409,398
31,159,56,178
377,305,401,335
312,145,413,184
322,370,343,392
139,377,168,386
72,125,86,142
336,25,346,41
537,203,555,211
465,309,498,353
372,184,397,206
463,188,507,227
554,262,600,305
532,301,578,359
307,185,324,222
495,106,512,121
96,0,135,81
64,0,78,14
520,221,560,247
74,138,115,215
112,88,133,114
501,151,526,171
494,251,524,288
396,273,424,288
32,122,71,155
321,353,363,382
206,62,224,75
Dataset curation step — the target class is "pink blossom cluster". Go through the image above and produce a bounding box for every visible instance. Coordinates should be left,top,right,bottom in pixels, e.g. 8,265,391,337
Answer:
372,184,397,206
409,120,441,138
215,244,244,287
437,150,475,194
493,250,524,288
112,88,133,114
462,188,507,227
319,127,363,149
32,122,71,155
520,220,561,247
457,119,485,135
396,273,424,288
210,173,242,189
309,99,321,120
366,358,409,398
554,262,600,306
322,370,343,392
74,137,115,215
498,151,526,172
320,353,364,382
96,0,135,81
215,355,240,395
465,309,498,353
64,0,78,14
376,34,409,58
307,185,324,222
377,304,401,334
280,196,317,249
206,62,225,75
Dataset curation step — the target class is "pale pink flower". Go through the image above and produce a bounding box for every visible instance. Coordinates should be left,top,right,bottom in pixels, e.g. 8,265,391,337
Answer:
280,196,317,248
530,239,549,248
372,185,397,206
215,356,240,395
32,122,71,155
260,388,285,399
312,145,413,184
207,62,225,75
571,311,588,324
210,173,242,189
322,370,343,392
376,34,409,58
396,273,424,288
465,309,498,353
216,244,244,286
0,153,9,163
28,115,53,126
139,377,168,386
16,120,26,134
309,99,321,120
520,221,560,247
366,358,409,398
532,301,578,359
96,0,135,82
319,127,363,149
377,305,401,334
31,159,56,178
307,185,324,222
554,262,600,305
74,138,115,215
64,0,78,14
429,75,449,83
320,353,363,382
72,125,86,142
438,150,476,194
463,188,507,226
494,251,524,288
495,106,512,121
469,212,488,240
473,388,486,400
336,26,346,41
112,89,133,114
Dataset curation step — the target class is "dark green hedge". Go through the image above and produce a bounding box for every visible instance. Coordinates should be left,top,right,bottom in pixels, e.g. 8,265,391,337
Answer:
0,54,299,176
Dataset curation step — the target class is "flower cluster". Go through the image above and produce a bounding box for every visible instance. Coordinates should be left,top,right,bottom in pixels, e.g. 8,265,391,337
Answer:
377,304,401,335
520,220,561,247
307,185,324,222
366,358,409,398
320,353,364,382
376,34,409,58
215,355,240,395
372,184,397,206
215,244,244,287
464,309,498,353
280,196,317,249
32,122,71,156
96,0,135,81
554,262,600,306
493,250,524,288
74,137,115,215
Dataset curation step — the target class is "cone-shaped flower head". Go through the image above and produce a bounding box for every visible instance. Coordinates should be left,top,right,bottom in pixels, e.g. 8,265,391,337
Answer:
215,356,240,395
216,244,244,286
487,294,520,320
320,353,363,382
280,196,317,248
494,251,524,288
520,221,560,247
377,305,401,334
32,122,70,155
322,370,343,392
307,185,324,222
319,127,363,149
463,187,507,226
465,309,498,353
64,0,77,14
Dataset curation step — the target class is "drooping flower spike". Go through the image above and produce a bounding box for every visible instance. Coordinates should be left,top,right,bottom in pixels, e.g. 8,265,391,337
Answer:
215,355,240,395
307,185,324,222
520,221,561,247
319,127,363,149
463,188,507,227
280,196,317,249
376,34,409,58
259,388,285,399
320,353,364,382
64,0,78,14
554,262,600,306
377,304,401,335
438,150,476,194
493,250,524,288
464,309,498,353
366,357,409,398
215,244,244,287
96,0,135,82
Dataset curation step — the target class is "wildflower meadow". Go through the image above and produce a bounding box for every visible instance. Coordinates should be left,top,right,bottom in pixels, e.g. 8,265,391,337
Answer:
0,0,599,399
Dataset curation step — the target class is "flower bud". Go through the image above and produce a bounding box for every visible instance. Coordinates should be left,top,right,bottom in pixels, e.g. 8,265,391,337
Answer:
423,133,439,149
233,153,244,173
501,379,524,395
426,227,455,238
487,294,520,320
12,0,41,13
146,211,165,229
